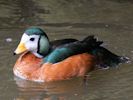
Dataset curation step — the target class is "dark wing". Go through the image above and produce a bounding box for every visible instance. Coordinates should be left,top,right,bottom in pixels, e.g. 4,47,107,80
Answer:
44,35,128,67
44,36,102,63
50,39,77,49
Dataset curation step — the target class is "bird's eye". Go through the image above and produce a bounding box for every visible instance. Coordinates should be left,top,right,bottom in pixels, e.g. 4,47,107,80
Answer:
30,38,35,41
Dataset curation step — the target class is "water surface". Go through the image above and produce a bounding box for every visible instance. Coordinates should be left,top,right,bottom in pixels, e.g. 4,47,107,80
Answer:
0,0,133,100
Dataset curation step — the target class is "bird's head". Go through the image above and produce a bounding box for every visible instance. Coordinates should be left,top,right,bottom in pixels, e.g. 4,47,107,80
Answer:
14,27,50,58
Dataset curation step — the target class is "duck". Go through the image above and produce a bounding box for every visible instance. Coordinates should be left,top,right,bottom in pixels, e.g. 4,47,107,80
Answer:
13,27,127,82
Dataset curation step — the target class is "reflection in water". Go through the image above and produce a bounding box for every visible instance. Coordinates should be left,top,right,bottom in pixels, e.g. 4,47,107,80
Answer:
1,0,133,29
0,0,49,28
14,77,87,100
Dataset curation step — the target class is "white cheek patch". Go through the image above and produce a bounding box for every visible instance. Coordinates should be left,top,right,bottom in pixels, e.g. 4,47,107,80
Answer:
20,33,40,52
26,36,39,51
21,33,29,43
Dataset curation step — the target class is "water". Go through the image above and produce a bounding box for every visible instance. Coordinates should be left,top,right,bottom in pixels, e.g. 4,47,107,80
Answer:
0,0,133,100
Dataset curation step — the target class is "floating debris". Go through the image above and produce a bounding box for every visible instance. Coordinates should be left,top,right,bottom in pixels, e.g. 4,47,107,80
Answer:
74,93,78,96
131,51,133,53
105,24,109,27
6,38,12,42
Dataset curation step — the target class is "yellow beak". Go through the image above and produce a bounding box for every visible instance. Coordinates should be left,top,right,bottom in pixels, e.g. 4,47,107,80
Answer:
14,42,27,54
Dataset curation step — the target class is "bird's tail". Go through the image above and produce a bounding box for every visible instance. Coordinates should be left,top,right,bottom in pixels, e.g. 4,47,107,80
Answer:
91,47,129,68
82,36,129,68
